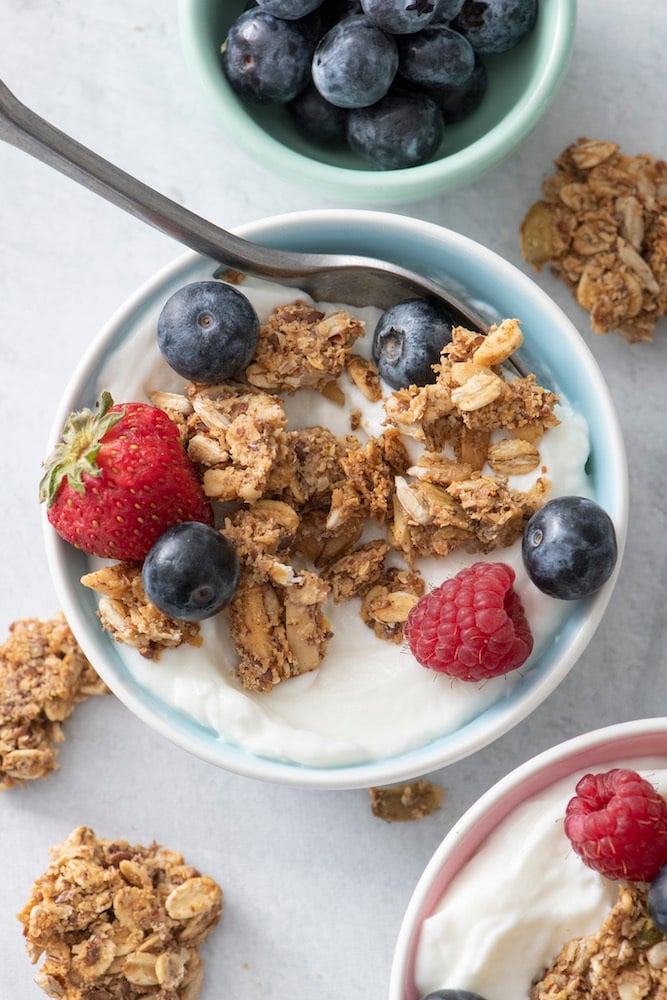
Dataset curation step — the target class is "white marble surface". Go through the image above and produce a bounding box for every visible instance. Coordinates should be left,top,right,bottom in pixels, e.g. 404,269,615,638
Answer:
2,2,667,998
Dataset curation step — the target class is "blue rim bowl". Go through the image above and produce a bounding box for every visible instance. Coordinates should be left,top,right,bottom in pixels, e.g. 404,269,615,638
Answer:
44,209,627,790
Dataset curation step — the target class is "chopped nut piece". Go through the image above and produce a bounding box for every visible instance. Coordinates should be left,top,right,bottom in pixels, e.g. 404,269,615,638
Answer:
0,614,108,790
17,826,222,1000
369,779,444,821
360,567,425,643
81,563,201,659
346,354,383,401
472,317,524,367
531,884,667,1000
487,437,541,475
521,137,667,341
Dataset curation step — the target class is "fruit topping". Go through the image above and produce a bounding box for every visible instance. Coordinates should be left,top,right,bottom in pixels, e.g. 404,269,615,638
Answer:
404,561,533,681
371,297,454,388
522,496,618,600
564,769,667,883
452,0,537,53
427,56,487,123
311,14,399,109
421,990,490,1000
157,280,260,383
648,865,667,933
347,90,445,170
256,0,324,17
142,522,240,622
40,391,213,561
396,25,475,89
287,80,348,144
222,8,315,103
220,0,538,169
361,0,440,34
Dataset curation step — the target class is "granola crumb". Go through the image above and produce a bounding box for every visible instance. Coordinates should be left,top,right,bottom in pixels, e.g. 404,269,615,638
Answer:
17,825,223,1000
530,883,667,1000
0,614,108,791
520,136,667,342
246,301,364,392
369,779,444,822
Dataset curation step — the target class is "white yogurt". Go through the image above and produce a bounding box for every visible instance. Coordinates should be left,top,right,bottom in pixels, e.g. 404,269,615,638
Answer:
415,759,667,1000
93,275,592,767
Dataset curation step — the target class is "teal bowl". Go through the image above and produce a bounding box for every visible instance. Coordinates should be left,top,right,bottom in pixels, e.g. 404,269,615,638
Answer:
177,0,577,205
44,209,626,790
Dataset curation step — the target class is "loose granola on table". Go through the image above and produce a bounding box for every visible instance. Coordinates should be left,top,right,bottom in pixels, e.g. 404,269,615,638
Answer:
17,825,222,1000
369,779,444,822
81,298,559,694
520,137,667,342
0,613,108,791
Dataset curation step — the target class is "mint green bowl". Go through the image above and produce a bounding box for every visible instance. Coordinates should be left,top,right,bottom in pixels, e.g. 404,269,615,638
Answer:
178,0,577,205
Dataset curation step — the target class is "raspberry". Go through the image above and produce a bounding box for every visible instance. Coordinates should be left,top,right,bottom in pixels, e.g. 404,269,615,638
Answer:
564,769,667,882
403,562,533,681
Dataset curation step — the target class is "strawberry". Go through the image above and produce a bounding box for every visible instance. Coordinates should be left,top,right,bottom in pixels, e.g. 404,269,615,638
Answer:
40,391,213,560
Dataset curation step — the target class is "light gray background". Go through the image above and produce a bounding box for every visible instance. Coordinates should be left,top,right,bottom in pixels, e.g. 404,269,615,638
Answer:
2,2,666,997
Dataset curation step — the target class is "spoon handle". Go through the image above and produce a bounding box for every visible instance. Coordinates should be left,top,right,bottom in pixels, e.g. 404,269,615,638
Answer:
0,79,314,278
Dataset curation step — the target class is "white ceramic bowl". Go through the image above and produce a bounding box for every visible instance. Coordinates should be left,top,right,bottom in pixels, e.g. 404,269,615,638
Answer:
44,209,628,790
390,718,667,1000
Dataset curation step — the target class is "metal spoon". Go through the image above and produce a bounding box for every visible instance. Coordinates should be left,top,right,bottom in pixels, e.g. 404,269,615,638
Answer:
0,78,490,327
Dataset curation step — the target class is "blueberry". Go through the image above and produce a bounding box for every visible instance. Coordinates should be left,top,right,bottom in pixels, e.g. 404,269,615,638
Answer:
421,991,489,1000
311,15,398,109
222,9,315,103
287,82,348,144
430,0,466,21
142,522,241,622
425,55,487,122
649,865,667,934
397,25,475,88
372,298,454,388
347,90,444,169
157,281,260,383
361,0,439,34
522,496,618,601
452,0,537,53
255,0,323,17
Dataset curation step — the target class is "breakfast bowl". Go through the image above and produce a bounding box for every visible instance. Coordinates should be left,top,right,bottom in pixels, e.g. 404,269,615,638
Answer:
43,208,627,790
390,718,667,1000
177,0,577,205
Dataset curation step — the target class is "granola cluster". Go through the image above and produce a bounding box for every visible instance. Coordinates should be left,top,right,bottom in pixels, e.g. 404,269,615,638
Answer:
369,779,444,822
17,826,222,1000
0,614,107,790
531,884,667,1000
520,137,667,342
81,297,558,692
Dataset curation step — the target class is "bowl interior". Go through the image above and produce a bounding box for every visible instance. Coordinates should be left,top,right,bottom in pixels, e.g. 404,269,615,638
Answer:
46,210,627,790
390,719,667,1000
177,0,577,201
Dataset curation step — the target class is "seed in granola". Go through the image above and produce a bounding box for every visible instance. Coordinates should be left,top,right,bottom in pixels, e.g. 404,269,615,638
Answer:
648,865,667,934
157,280,260,382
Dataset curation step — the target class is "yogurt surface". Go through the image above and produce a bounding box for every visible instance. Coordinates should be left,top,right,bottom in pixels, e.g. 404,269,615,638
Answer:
414,758,667,1000
91,274,592,767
